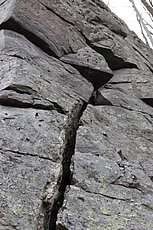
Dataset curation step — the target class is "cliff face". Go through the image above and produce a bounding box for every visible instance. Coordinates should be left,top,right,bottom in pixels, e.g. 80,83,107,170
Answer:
0,1,153,229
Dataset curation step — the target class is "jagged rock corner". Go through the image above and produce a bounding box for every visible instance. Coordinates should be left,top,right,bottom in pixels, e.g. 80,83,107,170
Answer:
0,0,153,229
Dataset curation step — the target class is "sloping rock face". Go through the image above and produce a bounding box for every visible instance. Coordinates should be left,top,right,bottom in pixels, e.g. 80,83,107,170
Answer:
0,1,153,230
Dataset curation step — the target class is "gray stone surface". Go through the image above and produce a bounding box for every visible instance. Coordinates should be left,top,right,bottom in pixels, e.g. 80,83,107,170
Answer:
0,0,153,230
109,68,153,99
57,105,153,229
0,0,86,57
0,30,92,109
0,28,93,230
95,85,153,115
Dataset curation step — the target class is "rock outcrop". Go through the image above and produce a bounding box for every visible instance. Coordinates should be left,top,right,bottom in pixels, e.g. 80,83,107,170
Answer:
0,1,153,230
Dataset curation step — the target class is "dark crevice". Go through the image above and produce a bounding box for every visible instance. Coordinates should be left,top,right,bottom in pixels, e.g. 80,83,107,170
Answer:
0,148,55,162
111,176,123,185
106,81,133,84
0,0,7,7
0,18,57,58
143,114,153,124
77,29,137,70
133,46,151,62
0,222,18,230
147,64,153,74
64,64,113,90
7,54,24,60
75,185,130,201
5,85,36,95
117,150,127,161
51,102,67,115
88,44,138,70
41,101,88,230
142,203,153,211
141,98,153,108
3,85,67,114
0,97,34,108
0,96,66,114
112,182,143,193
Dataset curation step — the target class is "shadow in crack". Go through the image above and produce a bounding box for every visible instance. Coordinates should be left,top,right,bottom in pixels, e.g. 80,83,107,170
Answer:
0,18,57,57
141,98,153,108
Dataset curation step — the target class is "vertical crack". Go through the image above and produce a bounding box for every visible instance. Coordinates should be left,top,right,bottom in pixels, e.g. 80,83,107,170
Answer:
41,100,88,230
41,84,115,229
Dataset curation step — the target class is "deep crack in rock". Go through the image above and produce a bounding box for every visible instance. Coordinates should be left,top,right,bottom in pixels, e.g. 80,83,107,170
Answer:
41,101,88,230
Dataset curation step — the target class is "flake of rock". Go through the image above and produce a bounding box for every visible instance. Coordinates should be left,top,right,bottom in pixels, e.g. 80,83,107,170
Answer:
0,30,93,112
61,46,113,89
91,31,139,70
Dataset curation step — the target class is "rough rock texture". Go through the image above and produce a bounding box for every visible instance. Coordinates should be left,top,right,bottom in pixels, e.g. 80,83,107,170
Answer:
0,0,153,230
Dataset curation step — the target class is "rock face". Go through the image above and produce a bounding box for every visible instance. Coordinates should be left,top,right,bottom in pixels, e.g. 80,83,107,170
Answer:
0,1,153,230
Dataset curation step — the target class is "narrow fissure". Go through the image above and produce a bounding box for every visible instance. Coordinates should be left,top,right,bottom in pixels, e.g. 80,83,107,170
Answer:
0,148,55,162
42,101,88,230
0,0,7,7
0,96,66,114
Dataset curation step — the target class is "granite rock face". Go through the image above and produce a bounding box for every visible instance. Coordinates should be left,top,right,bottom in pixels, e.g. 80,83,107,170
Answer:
0,0,153,230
